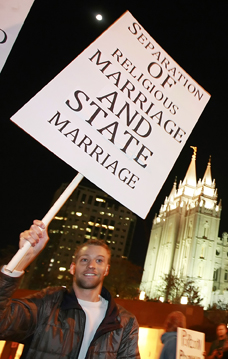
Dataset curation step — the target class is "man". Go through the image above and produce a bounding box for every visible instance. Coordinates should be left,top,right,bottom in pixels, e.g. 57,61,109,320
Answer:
0,220,140,359
208,323,228,359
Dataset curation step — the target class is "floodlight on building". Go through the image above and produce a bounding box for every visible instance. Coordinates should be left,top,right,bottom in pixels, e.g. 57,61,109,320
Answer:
139,291,146,300
180,296,188,305
96,197,106,202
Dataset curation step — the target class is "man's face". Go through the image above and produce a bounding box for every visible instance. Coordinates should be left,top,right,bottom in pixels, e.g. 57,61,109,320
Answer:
70,245,110,290
217,325,227,340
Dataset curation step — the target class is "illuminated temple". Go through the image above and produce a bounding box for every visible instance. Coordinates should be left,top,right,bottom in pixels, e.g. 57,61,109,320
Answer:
140,148,228,308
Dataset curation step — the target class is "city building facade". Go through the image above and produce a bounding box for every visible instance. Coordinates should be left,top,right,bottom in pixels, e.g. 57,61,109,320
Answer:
21,183,136,289
140,148,228,308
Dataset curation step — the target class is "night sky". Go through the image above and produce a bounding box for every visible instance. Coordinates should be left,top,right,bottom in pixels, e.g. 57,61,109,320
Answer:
1,0,227,267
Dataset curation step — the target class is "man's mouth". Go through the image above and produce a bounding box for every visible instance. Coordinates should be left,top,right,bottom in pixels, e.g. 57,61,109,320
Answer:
84,273,96,276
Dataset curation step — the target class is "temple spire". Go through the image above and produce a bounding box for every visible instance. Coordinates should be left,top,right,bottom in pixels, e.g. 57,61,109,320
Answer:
202,155,212,186
182,146,197,187
168,177,177,201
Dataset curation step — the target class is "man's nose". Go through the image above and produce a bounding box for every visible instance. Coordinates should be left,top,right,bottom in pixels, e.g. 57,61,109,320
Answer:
88,259,96,268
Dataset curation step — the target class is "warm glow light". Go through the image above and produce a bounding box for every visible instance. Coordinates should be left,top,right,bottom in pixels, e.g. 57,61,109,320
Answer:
159,296,164,302
15,343,24,358
139,291,146,300
138,327,164,358
96,197,106,202
59,267,66,271
0,341,6,356
0,341,25,358
96,14,102,21
181,296,188,305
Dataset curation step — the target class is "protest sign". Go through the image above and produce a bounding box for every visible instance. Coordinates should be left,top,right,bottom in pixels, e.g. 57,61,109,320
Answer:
0,0,35,72
11,11,211,218
177,327,205,359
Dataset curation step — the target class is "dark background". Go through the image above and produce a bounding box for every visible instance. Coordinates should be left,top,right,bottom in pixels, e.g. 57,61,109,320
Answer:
0,0,227,266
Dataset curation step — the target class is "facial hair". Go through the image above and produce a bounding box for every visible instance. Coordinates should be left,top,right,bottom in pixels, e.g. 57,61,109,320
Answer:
74,273,104,290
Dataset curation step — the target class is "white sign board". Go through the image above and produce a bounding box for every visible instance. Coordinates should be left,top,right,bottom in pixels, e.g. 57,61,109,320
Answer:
0,0,35,72
177,328,205,359
11,11,211,218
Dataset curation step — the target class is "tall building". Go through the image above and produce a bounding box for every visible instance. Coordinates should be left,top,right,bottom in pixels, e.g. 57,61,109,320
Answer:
21,183,136,289
140,148,225,308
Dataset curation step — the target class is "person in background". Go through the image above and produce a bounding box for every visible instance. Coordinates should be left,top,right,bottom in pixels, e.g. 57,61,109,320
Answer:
159,311,186,359
207,323,228,359
0,220,141,359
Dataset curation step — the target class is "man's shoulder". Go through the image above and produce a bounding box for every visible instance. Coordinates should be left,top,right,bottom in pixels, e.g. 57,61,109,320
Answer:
116,304,138,323
18,286,67,305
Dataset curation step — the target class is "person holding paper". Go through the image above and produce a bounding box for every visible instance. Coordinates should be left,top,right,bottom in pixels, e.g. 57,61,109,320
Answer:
0,220,140,359
207,324,228,359
159,311,186,359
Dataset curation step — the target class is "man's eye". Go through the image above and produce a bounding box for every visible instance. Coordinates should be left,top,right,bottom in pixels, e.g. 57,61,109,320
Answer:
81,258,87,262
97,259,103,263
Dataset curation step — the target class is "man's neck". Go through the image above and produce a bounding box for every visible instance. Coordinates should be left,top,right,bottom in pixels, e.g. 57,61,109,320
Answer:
73,283,101,302
219,337,226,341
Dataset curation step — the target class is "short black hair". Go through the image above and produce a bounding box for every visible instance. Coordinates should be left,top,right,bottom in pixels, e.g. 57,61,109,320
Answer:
73,239,111,264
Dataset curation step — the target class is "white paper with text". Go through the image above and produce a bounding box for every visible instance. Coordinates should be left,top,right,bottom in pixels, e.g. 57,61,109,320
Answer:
0,0,35,72
11,11,211,218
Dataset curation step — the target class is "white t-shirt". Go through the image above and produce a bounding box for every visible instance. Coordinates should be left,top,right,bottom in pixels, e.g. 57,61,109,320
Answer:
78,296,108,359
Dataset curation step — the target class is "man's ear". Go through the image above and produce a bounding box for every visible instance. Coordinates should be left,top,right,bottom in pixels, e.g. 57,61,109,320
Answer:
70,262,76,275
104,265,110,277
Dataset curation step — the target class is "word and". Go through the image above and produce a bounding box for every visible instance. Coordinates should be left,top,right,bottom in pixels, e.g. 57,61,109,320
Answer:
65,89,153,168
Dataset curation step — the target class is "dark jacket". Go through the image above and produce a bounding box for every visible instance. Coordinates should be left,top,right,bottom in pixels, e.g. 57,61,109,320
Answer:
0,271,140,359
159,332,177,359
